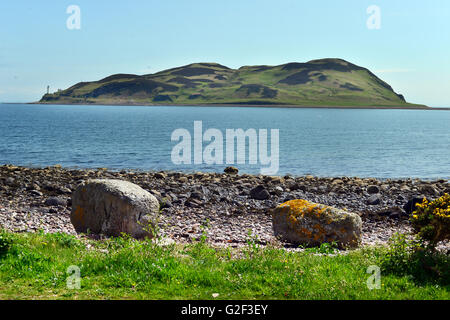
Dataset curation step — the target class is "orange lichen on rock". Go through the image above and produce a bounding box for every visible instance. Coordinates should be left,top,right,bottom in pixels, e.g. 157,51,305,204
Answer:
272,199,362,248
72,205,85,225
280,199,327,219
299,227,312,238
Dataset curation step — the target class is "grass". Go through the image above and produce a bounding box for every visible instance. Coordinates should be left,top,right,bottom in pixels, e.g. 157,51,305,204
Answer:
39,59,428,108
0,230,448,300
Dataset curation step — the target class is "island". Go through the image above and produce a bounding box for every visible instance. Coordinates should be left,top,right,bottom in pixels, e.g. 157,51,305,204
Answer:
38,58,428,108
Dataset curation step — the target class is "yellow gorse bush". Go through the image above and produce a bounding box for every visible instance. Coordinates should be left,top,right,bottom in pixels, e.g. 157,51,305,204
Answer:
411,193,450,245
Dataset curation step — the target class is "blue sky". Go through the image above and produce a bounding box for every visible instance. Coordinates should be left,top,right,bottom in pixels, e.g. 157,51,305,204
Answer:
0,0,449,106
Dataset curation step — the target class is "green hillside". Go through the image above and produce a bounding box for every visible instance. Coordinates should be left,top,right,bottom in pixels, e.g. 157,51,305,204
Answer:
39,58,427,108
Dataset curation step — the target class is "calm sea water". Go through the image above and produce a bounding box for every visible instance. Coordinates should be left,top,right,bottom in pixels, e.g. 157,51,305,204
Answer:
0,103,449,179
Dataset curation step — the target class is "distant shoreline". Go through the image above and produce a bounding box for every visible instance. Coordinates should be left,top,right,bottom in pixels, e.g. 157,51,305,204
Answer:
22,101,450,110
1,163,449,181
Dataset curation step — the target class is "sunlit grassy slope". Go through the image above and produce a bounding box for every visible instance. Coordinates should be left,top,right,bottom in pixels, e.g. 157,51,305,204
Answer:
39,59,427,108
0,231,448,300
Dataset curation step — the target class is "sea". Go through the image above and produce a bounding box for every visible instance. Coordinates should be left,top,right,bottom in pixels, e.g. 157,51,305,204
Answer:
0,103,449,179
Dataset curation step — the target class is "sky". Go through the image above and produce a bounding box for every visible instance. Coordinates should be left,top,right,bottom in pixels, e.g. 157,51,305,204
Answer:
0,0,449,107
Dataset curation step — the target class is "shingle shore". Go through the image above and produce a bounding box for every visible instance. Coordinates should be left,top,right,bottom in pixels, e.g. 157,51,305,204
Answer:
1,165,449,250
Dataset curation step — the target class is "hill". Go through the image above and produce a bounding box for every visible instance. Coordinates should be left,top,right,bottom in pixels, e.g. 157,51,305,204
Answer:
39,59,427,108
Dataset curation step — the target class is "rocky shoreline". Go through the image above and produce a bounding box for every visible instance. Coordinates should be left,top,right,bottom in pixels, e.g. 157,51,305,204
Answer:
1,165,449,250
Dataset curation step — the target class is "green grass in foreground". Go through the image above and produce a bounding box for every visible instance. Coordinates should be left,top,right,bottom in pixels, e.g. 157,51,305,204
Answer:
0,231,448,300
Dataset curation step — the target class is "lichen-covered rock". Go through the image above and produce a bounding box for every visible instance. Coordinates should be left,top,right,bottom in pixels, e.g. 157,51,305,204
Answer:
272,199,362,248
71,179,159,238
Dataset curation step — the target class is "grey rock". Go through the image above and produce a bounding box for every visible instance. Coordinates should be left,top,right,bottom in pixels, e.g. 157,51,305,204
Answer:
154,172,166,179
30,190,43,197
160,199,172,209
44,197,67,207
185,197,203,208
250,185,270,200
282,195,296,203
224,166,239,174
367,194,381,205
190,191,204,200
419,184,440,197
71,179,159,238
57,186,72,194
150,189,162,198
403,196,425,215
375,206,406,219
367,185,380,194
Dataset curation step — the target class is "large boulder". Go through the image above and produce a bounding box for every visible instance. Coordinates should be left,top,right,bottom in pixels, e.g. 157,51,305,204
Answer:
71,179,160,238
272,199,362,248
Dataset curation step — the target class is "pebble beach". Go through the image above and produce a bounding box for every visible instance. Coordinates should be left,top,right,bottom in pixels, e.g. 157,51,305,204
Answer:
1,164,449,250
